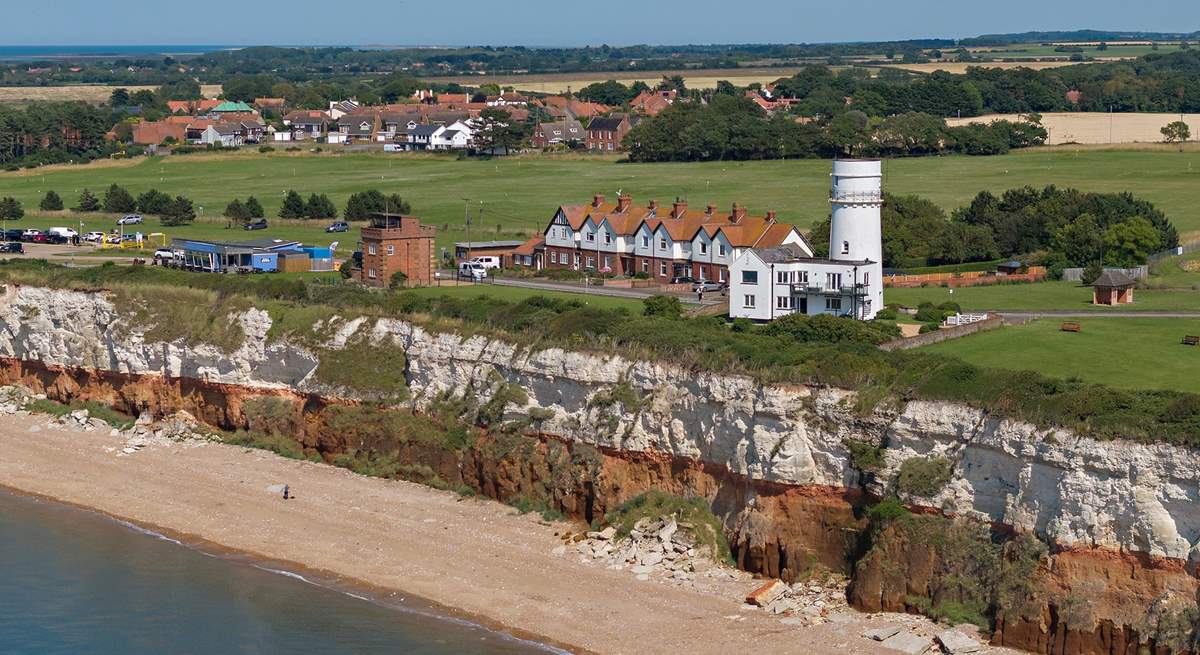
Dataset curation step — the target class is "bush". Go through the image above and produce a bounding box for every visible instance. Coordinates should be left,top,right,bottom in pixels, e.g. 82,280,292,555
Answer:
0,196,23,220
642,294,682,318
258,145,275,153
136,189,172,215
1081,261,1103,285
38,190,63,211
603,491,732,563
875,307,899,321
846,439,884,471
338,259,353,279
897,456,954,497
103,184,137,214
344,190,411,220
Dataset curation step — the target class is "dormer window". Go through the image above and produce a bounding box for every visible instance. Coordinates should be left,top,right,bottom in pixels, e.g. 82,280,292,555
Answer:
841,241,850,255
586,231,594,242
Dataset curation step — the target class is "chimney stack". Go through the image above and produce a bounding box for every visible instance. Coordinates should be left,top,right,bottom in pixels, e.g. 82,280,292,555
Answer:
766,210,777,222
593,194,605,208
706,204,717,217
672,198,688,219
731,203,747,223
616,193,632,213
648,199,659,214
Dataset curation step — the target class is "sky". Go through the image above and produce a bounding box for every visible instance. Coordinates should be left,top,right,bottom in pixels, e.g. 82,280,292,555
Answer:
9,0,1200,47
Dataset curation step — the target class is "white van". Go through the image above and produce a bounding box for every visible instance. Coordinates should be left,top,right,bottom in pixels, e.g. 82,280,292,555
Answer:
458,261,488,280
470,255,501,270
47,227,78,239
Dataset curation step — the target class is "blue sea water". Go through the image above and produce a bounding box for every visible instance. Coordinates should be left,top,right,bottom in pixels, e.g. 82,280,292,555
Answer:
0,490,557,655
0,46,237,61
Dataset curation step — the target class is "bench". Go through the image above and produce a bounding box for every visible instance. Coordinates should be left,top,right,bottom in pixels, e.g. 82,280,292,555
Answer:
1184,335,1200,346
1060,322,1081,333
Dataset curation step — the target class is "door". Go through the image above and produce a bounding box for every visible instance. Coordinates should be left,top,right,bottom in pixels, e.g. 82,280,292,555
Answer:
799,297,808,314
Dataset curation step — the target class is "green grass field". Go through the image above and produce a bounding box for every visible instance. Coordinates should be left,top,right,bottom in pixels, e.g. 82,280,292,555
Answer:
3,148,1200,251
400,282,645,312
922,318,1200,392
885,281,1200,312
985,43,1189,59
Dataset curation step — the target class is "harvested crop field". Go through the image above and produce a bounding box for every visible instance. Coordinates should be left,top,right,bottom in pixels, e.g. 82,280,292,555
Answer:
879,61,1081,74
428,68,803,94
0,84,222,104
947,112,1200,145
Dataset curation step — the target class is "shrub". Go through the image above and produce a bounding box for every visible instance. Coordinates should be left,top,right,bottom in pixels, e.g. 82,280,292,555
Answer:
75,188,101,212
1081,261,1103,285
642,294,682,318
875,307,899,321
258,145,275,153
279,190,306,219
866,497,910,523
897,456,954,497
38,190,63,211
0,196,23,220
730,317,754,332
846,439,884,471
102,184,137,214
136,189,172,215
242,396,299,436
344,190,410,220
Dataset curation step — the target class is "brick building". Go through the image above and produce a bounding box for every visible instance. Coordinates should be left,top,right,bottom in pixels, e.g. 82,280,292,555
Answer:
585,115,632,152
356,213,437,287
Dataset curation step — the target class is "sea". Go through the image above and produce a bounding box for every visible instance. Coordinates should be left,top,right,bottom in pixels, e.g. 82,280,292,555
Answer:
0,46,239,61
0,489,559,655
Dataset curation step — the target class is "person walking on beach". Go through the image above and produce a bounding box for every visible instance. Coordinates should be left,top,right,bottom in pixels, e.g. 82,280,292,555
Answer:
283,484,290,500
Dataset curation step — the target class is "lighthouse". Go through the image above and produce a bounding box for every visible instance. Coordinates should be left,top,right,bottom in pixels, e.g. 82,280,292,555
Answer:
828,159,884,319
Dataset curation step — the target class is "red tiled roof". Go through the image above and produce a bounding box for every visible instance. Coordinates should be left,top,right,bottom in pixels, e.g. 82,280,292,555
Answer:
513,236,545,256
132,121,186,145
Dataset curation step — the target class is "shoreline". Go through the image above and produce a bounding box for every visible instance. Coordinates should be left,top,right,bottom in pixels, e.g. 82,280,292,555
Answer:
0,484,575,655
0,410,1011,655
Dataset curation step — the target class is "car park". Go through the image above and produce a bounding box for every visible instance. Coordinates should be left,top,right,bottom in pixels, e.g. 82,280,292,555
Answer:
325,221,349,233
244,219,268,231
117,215,143,225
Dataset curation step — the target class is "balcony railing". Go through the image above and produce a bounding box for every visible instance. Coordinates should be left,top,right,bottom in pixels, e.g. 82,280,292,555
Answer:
830,190,883,204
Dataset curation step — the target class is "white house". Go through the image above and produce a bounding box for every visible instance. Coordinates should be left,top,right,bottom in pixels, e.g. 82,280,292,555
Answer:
729,159,885,321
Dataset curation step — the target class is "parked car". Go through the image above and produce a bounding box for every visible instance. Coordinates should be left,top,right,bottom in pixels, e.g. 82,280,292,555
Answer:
117,215,143,225
669,275,696,285
153,248,178,264
0,242,24,254
31,233,50,243
693,281,726,293
3,229,23,241
47,227,78,239
83,231,106,243
20,229,41,241
458,261,488,281
45,234,68,245
469,255,502,270
325,221,349,233
244,219,268,231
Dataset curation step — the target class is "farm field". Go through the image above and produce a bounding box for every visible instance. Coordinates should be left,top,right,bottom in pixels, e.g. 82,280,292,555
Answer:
3,148,1200,249
947,112,1200,145
878,61,1080,74
0,84,222,104
885,281,1200,313
984,42,1189,59
427,68,805,93
921,318,1200,393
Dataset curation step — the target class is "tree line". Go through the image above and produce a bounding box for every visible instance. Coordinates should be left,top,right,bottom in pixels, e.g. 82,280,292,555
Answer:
0,103,120,168
622,94,1046,162
809,187,1177,271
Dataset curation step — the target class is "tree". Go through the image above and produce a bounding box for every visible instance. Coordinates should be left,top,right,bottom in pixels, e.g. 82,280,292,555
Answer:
109,88,131,107
1103,217,1161,266
642,295,683,319
344,190,410,220
244,196,264,218
1161,121,1190,144
576,80,635,105
0,197,23,220
39,190,63,211
75,189,101,212
1081,261,1104,285
1053,213,1104,266
825,110,871,157
389,270,408,289
472,108,527,154
223,199,250,226
305,193,337,220
102,184,137,214
136,189,172,215
160,196,196,226
279,190,306,219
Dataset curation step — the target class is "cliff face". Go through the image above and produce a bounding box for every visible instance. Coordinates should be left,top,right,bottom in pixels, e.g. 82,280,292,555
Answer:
2,284,1198,652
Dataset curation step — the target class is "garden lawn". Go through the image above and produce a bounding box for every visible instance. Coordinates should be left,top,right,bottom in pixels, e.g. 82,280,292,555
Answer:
921,318,1200,393
3,147,1200,250
398,282,646,312
885,280,1200,312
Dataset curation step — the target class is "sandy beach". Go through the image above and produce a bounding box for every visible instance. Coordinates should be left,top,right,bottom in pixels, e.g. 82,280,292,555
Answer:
0,411,1016,655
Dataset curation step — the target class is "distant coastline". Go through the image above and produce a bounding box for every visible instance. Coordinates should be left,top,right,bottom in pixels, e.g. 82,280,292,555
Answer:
0,45,240,61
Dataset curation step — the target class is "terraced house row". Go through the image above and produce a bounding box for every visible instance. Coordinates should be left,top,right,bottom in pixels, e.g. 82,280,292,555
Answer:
541,194,807,282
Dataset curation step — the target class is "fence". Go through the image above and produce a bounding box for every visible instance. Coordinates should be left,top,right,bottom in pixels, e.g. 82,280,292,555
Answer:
1061,265,1147,282
1147,241,1200,263
943,313,989,327
885,267,1047,288
879,314,1004,352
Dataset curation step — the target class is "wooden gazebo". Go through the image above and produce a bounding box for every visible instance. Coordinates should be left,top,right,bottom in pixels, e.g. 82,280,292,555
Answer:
1091,269,1135,305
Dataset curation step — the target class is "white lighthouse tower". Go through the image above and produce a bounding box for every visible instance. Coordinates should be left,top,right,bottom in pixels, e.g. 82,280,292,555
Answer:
828,159,884,319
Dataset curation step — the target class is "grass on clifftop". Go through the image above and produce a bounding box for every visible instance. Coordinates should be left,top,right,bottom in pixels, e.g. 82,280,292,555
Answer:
4,259,1200,447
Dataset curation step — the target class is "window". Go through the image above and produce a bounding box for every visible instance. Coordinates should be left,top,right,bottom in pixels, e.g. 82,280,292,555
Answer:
718,244,727,257
549,252,557,264
604,231,611,244
741,270,758,284
700,242,708,255
825,298,842,311
367,244,376,255
743,294,756,308
641,235,649,248
841,241,850,255
798,271,808,284
776,271,790,284
718,268,726,283
603,255,612,268
367,268,376,279
659,238,667,249
586,256,595,268
864,272,870,288
386,245,394,255
776,296,791,309
574,253,581,266
659,262,667,276
825,273,842,290
586,230,594,242
641,259,649,272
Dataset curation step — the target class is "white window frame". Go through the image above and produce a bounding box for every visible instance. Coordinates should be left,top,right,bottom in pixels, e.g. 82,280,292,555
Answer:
659,237,667,250
826,273,842,290
718,243,727,257
386,245,394,255
641,259,649,272
825,297,842,311
659,262,667,276
367,244,376,255
776,270,790,284
743,294,756,308
718,268,726,283
776,296,791,309
586,230,594,242
700,241,708,255
367,268,376,279
741,270,758,285
841,241,850,255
